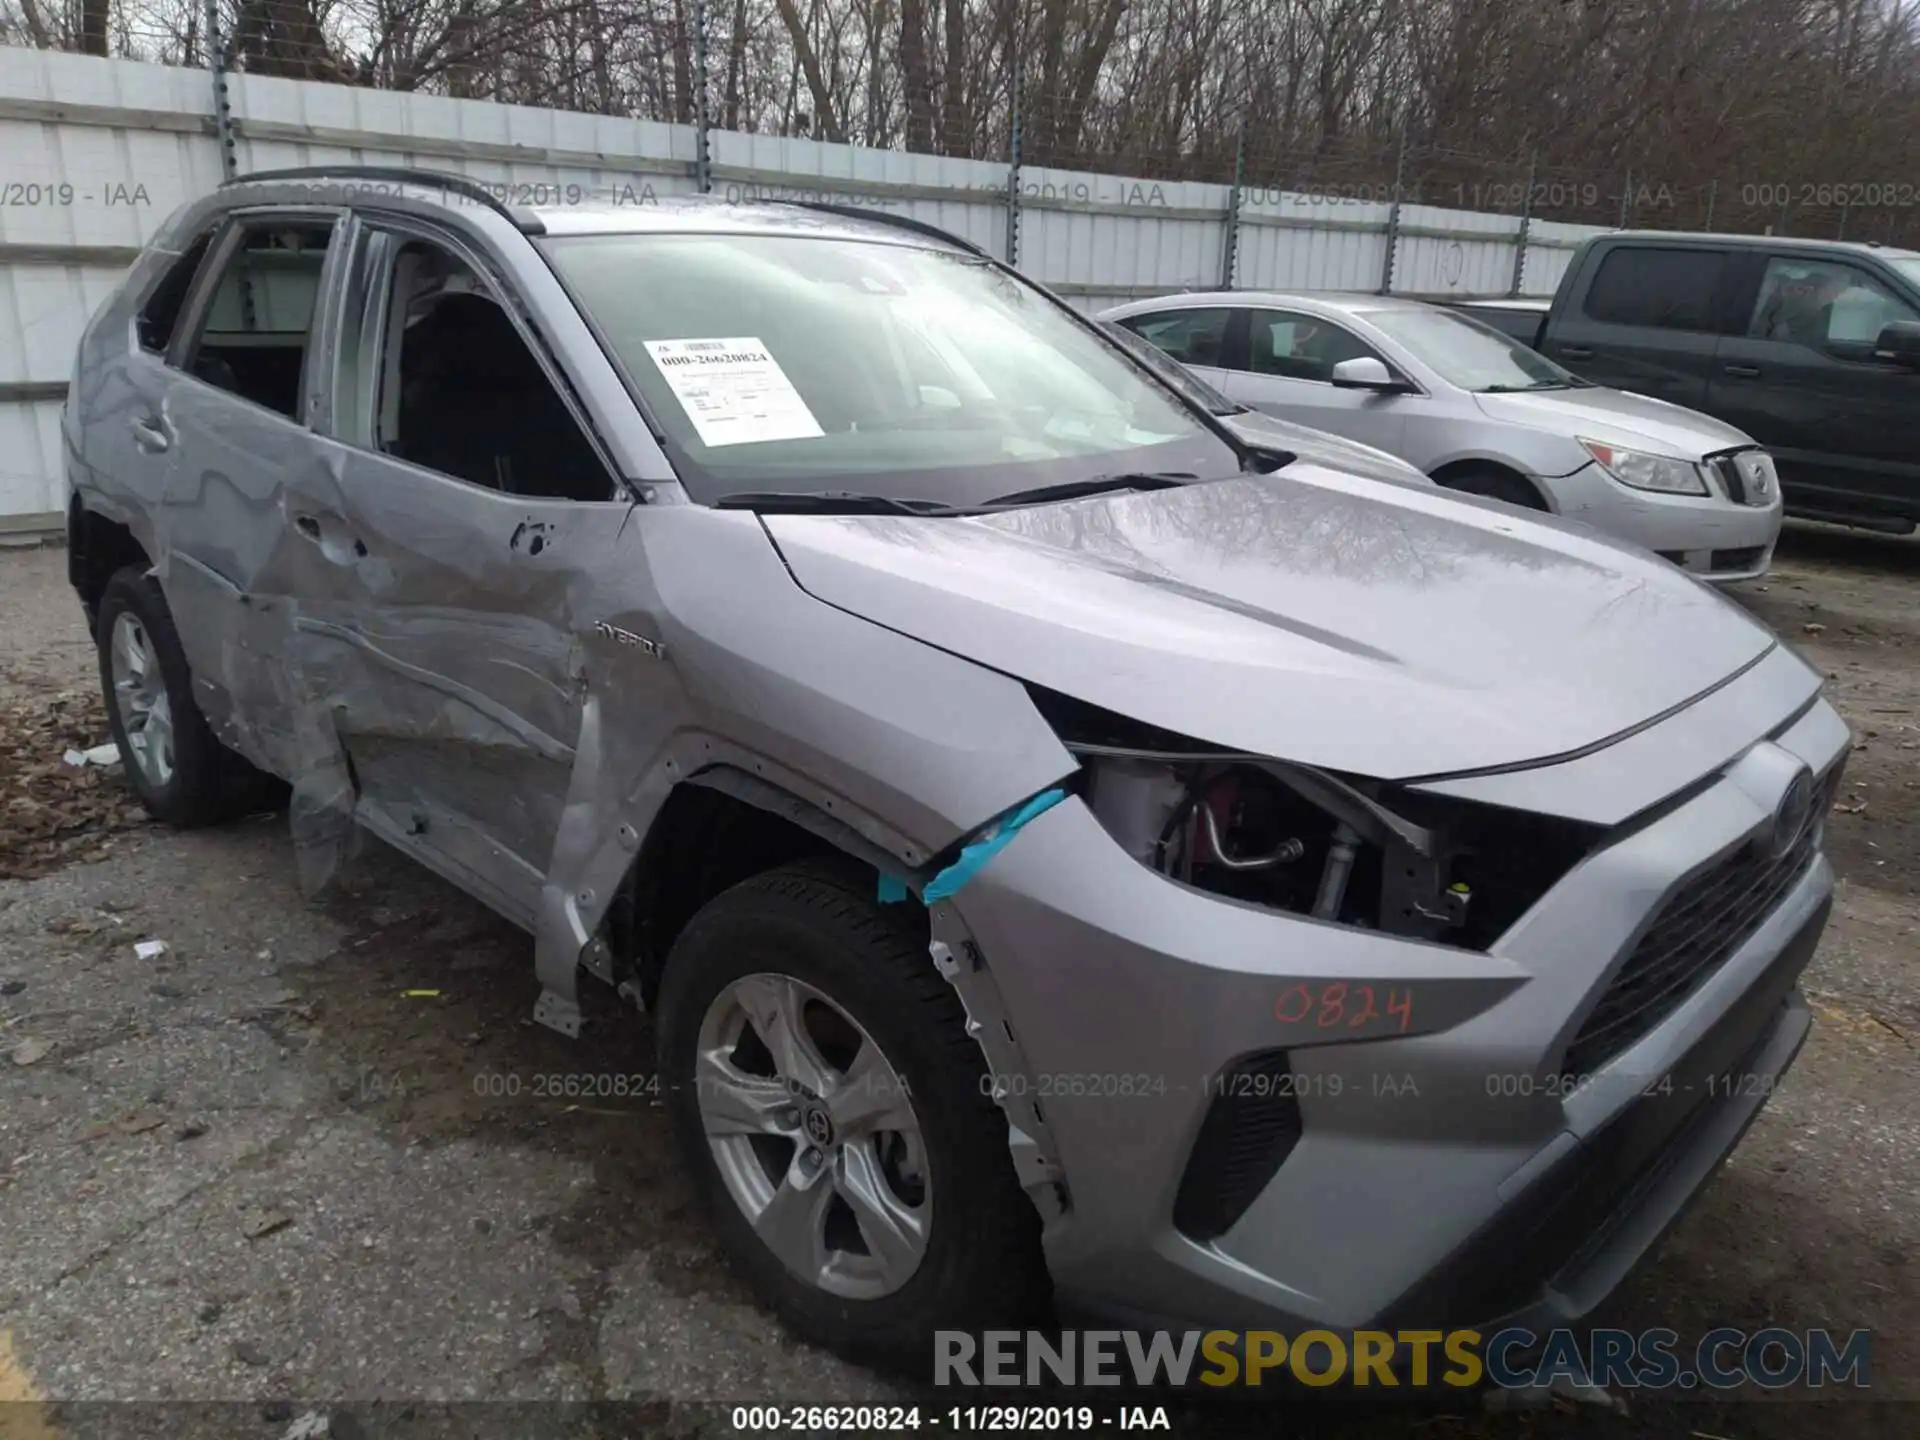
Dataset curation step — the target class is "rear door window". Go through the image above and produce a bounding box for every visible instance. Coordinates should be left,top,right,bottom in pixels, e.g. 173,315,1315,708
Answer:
1582,248,1727,332
177,220,335,420
137,230,218,354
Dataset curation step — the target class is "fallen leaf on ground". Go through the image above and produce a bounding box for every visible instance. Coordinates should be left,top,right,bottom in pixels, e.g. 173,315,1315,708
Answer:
0,689,147,880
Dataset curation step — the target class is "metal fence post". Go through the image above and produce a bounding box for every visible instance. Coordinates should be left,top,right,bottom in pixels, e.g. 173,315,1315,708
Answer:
1702,178,1716,231
1618,169,1632,228
1836,197,1850,241
691,0,712,193
1004,55,1023,268
1378,126,1408,295
1509,149,1536,297
1219,123,1245,288
205,0,237,181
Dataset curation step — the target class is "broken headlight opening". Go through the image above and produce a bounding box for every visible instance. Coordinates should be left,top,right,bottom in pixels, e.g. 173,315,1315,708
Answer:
1028,687,1604,950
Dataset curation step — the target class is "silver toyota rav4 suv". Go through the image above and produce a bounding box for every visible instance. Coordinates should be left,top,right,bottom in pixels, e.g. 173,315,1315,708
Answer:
65,168,1847,1375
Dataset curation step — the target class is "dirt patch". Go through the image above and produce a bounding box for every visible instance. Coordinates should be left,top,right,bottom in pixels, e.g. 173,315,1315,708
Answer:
0,685,153,880
258,861,749,1399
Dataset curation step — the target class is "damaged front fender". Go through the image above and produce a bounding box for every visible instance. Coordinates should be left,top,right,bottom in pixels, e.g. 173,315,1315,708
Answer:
528,504,1082,1034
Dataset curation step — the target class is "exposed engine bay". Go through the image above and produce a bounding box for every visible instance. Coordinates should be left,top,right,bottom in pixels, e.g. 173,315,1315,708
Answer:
1031,688,1600,949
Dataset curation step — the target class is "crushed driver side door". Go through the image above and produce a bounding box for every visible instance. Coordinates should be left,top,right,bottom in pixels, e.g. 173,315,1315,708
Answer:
284,212,640,921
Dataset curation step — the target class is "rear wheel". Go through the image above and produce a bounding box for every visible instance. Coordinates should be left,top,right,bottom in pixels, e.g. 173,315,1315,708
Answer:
95,566,286,826
1436,464,1546,510
656,859,1047,1374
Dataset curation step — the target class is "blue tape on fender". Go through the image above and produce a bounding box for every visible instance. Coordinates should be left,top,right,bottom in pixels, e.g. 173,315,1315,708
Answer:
921,787,1068,903
876,873,911,904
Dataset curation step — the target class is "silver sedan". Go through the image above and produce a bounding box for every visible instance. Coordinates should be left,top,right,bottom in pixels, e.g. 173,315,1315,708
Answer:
1101,292,1785,581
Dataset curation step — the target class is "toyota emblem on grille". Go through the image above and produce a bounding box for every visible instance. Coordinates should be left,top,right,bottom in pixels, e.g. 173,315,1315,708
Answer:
1768,768,1815,858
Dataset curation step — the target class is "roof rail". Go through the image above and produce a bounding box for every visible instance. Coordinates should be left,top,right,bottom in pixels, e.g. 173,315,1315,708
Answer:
788,200,984,256
220,166,546,235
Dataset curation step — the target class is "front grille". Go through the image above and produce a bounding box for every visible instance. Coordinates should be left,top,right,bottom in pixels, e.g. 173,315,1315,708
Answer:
1711,455,1748,504
1173,1051,1303,1241
1711,449,1779,508
1709,545,1767,572
1381,894,1826,1329
1656,545,1767,574
1561,767,1838,1080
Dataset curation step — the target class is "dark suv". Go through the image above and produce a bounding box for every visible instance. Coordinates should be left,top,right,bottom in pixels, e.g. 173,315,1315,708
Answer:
1450,233,1920,532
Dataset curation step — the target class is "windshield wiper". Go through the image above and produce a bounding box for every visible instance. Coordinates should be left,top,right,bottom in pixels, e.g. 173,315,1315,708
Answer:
1479,381,1576,393
981,472,1196,507
715,473,1200,519
712,489,966,516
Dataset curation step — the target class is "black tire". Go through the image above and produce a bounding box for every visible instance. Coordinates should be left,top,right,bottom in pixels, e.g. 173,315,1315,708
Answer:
1437,464,1547,510
95,566,287,827
656,858,1048,1375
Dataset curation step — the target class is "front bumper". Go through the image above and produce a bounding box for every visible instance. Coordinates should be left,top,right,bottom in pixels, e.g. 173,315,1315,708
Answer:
942,700,1847,1335
1537,461,1783,581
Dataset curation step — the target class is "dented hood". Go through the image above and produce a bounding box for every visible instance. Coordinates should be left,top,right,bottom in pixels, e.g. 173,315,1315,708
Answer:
761,465,1778,781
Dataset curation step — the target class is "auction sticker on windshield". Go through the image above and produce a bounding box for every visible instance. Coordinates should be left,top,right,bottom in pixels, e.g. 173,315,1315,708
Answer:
643,337,825,447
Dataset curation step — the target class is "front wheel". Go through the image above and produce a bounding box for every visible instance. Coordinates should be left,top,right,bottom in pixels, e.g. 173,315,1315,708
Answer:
655,860,1047,1374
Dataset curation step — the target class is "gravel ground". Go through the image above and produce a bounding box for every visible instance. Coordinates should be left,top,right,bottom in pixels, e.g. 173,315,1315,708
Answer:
1,529,1916,1440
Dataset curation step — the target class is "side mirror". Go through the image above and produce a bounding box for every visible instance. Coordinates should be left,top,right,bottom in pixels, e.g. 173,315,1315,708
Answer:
1330,356,1409,392
1872,319,1920,368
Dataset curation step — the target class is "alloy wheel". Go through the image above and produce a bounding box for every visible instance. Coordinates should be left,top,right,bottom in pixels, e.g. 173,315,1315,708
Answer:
695,972,931,1299
109,612,174,788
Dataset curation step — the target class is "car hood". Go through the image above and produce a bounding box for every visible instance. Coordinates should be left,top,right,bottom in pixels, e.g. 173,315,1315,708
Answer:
1474,386,1756,461
762,463,1777,780
1219,409,1435,489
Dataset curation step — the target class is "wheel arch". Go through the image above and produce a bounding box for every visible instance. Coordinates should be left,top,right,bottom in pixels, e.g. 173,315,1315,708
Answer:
68,499,153,636
614,763,922,1012
1428,457,1554,511
542,739,1075,1238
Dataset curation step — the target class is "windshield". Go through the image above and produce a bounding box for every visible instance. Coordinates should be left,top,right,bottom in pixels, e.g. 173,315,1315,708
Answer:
1364,305,1581,392
1887,256,1920,291
1099,321,1242,415
541,232,1242,504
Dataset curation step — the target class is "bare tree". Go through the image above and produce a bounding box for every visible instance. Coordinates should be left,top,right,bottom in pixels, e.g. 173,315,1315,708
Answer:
4,0,1917,240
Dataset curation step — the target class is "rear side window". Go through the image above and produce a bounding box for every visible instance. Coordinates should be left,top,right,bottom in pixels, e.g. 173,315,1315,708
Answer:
1117,308,1230,366
137,231,215,353
1582,248,1726,332
179,221,335,421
